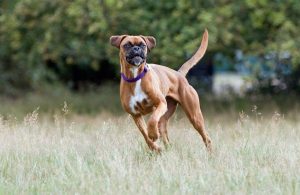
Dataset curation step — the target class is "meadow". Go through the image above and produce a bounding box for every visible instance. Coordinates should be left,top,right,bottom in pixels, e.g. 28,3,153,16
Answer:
0,85,299,194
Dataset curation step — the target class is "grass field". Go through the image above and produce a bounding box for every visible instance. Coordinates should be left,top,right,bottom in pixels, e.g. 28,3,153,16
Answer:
0,86,299,194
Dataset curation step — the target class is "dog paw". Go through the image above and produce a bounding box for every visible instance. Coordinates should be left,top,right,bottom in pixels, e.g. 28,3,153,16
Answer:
148,130,160,142
152,144,162,153
147,141,161,153
205,138,212,153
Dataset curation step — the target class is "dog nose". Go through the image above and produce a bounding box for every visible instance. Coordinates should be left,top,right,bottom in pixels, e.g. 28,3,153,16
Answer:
132,46,140,52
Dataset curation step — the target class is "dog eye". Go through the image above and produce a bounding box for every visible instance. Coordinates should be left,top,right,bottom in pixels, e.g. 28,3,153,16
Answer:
140,44,146,48
123,43,131,49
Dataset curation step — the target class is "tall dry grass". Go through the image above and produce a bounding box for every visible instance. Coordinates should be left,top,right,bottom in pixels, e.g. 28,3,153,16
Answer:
0,101,299,194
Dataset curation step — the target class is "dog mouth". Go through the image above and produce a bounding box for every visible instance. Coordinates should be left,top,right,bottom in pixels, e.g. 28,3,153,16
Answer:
126,54,145,66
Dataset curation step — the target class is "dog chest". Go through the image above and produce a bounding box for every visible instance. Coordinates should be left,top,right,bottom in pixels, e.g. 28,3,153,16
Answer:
129,80,152,114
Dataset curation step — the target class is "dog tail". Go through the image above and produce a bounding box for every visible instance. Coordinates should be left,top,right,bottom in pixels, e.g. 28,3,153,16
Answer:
178,29,209,76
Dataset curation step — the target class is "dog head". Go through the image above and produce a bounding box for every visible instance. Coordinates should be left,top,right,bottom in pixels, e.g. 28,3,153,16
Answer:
110,35,156,67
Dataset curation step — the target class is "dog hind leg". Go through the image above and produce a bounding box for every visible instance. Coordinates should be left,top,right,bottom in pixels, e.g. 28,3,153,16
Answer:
158,97,178,146
179,86,212,152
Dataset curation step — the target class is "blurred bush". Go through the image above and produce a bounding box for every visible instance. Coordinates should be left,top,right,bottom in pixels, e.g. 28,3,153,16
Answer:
0,0,300,94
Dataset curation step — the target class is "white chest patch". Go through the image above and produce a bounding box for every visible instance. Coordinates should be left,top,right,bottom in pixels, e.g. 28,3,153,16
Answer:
129,68,148,114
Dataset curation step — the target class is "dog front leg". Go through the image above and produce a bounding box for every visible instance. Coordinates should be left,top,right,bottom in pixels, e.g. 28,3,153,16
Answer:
148,101,168,142
132,115,161,152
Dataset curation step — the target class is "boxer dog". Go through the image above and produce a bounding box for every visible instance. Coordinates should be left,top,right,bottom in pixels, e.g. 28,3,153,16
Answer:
110,29,212,152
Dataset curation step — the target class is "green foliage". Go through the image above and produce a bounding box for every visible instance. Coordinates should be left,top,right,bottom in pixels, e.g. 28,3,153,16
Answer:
0,0,300,93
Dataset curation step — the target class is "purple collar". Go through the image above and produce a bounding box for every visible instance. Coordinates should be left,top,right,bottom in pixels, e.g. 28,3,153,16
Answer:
120,65,148,83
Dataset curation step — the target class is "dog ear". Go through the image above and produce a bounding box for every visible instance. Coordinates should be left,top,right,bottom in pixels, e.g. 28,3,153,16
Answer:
141,36,156,51
110,35,127,48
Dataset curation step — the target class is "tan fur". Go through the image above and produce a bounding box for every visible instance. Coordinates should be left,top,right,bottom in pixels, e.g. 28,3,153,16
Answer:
178,29,208,76
110,30,212,152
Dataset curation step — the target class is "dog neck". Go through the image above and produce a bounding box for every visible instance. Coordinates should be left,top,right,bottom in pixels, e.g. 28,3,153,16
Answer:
120,59,146,79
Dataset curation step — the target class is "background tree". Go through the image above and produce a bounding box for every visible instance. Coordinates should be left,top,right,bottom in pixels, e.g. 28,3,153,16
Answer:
0,0,299,94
